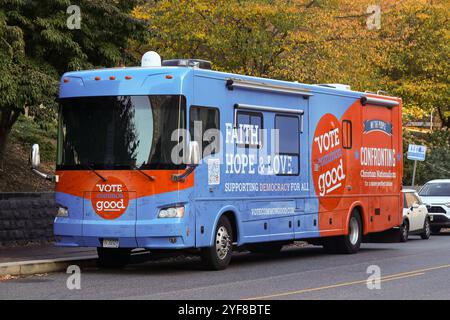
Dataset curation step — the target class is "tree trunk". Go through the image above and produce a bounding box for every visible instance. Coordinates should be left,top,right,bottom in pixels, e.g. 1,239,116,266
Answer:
436,106,450,129
0,108,21,169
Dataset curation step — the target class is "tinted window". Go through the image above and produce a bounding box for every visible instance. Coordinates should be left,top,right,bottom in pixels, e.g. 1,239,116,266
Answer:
419,183,450,196
342,120,352,149
275,115,300,175
190,106,220,157
236,111,262,148
276,116,299,154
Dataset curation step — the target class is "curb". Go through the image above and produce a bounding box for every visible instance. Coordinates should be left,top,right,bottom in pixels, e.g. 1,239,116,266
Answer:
0,256,98,276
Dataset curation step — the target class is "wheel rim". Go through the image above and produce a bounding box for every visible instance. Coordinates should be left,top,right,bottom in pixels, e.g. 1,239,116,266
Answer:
349,217,360,245
403,223,408,239
425,220,430,237
216,226,231,260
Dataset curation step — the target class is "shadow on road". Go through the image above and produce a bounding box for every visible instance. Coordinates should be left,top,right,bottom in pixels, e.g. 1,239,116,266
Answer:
432,230,450,236
84,244,395,276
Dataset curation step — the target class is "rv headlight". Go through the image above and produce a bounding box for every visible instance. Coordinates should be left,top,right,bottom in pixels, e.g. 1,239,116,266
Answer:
158,206,185,218
57,206,69,217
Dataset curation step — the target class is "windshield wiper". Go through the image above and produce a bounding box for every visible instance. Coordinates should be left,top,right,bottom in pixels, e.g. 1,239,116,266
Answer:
131,164,155,181
86,164,107,181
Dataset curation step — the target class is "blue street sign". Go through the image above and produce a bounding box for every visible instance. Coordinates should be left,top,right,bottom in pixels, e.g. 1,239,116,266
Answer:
407,144,427,161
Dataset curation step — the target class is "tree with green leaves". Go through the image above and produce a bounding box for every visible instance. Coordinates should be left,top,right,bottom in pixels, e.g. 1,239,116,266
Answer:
0,0,145,165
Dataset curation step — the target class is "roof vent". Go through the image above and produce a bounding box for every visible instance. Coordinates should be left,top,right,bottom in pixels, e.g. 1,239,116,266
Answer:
318,83,351,91
162,59,212,70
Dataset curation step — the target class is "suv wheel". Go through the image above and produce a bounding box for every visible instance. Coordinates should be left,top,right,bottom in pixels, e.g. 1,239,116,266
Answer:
399,220,409,242
420,218,431,240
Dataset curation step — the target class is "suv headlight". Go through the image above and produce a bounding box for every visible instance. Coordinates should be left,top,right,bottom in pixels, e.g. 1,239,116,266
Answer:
57,206,69,217
158,206,185,218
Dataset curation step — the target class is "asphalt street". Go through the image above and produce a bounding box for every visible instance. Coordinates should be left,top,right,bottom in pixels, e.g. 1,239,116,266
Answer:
2,232,450,300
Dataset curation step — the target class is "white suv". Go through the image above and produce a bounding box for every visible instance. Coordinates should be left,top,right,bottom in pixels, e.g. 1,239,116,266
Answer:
418,179,450,234
399,189,431,242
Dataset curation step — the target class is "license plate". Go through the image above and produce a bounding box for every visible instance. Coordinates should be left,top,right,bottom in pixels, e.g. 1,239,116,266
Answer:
102,239,119,248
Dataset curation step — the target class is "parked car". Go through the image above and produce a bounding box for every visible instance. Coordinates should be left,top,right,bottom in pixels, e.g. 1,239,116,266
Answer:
418,179,450,234
399,189,431,242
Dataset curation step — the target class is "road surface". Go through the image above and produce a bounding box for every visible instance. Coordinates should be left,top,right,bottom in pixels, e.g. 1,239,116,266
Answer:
2,232,450,300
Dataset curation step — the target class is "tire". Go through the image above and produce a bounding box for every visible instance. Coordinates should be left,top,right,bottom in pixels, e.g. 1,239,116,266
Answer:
201,216,233,270
399,220,409,242
334,210,362,254
420,218,431,240
248,242,283,255
97,248,131,268
431,226,441,235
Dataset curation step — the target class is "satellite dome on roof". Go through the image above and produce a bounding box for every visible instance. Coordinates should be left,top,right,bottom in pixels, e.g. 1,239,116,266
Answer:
141,51,162,67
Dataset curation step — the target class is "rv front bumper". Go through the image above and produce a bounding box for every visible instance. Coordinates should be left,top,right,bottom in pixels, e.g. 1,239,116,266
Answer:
54,218,193,249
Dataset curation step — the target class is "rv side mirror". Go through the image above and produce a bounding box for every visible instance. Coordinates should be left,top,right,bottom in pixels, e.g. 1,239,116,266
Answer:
30,144,56,182
189,141,200,166
172,141,201,182
30,144,41,169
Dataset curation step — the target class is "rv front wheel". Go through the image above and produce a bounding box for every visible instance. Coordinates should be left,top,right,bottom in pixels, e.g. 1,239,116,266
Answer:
201,216,233,270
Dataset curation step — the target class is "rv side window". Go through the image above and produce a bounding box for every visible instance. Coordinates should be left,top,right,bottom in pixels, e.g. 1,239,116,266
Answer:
275,115,300,175
342,120,352,149
190,106,220,157
236,111,263,148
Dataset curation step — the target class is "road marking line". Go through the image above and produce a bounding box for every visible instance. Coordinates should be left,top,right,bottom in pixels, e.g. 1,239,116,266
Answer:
244,266,444,300
379,272,425,282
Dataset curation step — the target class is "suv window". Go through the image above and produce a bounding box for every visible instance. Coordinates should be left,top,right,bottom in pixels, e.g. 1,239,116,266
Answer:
412,193,423,205
419,183,450,196
405,192,416,208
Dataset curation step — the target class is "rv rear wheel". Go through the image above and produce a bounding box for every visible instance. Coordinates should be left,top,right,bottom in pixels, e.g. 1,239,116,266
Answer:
335,211,362,254
97,248,131,268
201,216,233,270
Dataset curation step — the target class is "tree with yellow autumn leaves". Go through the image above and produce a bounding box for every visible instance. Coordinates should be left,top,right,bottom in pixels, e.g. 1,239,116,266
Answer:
132,0,448,126
132,0,449,184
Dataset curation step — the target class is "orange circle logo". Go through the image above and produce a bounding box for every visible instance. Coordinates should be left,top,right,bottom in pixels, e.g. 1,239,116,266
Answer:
91,177,129,220
312,114,347,210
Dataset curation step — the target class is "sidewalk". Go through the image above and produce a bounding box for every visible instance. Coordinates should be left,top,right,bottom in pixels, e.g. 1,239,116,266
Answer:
0,244,98,276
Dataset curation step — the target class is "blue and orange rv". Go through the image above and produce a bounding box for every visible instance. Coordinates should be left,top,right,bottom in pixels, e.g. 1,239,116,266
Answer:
30,52,403,270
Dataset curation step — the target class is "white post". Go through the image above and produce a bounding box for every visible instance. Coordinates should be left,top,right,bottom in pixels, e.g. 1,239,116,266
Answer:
411,160,417,187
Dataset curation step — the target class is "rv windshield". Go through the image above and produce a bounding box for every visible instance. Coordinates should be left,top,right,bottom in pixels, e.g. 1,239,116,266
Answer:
57,95,186,170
